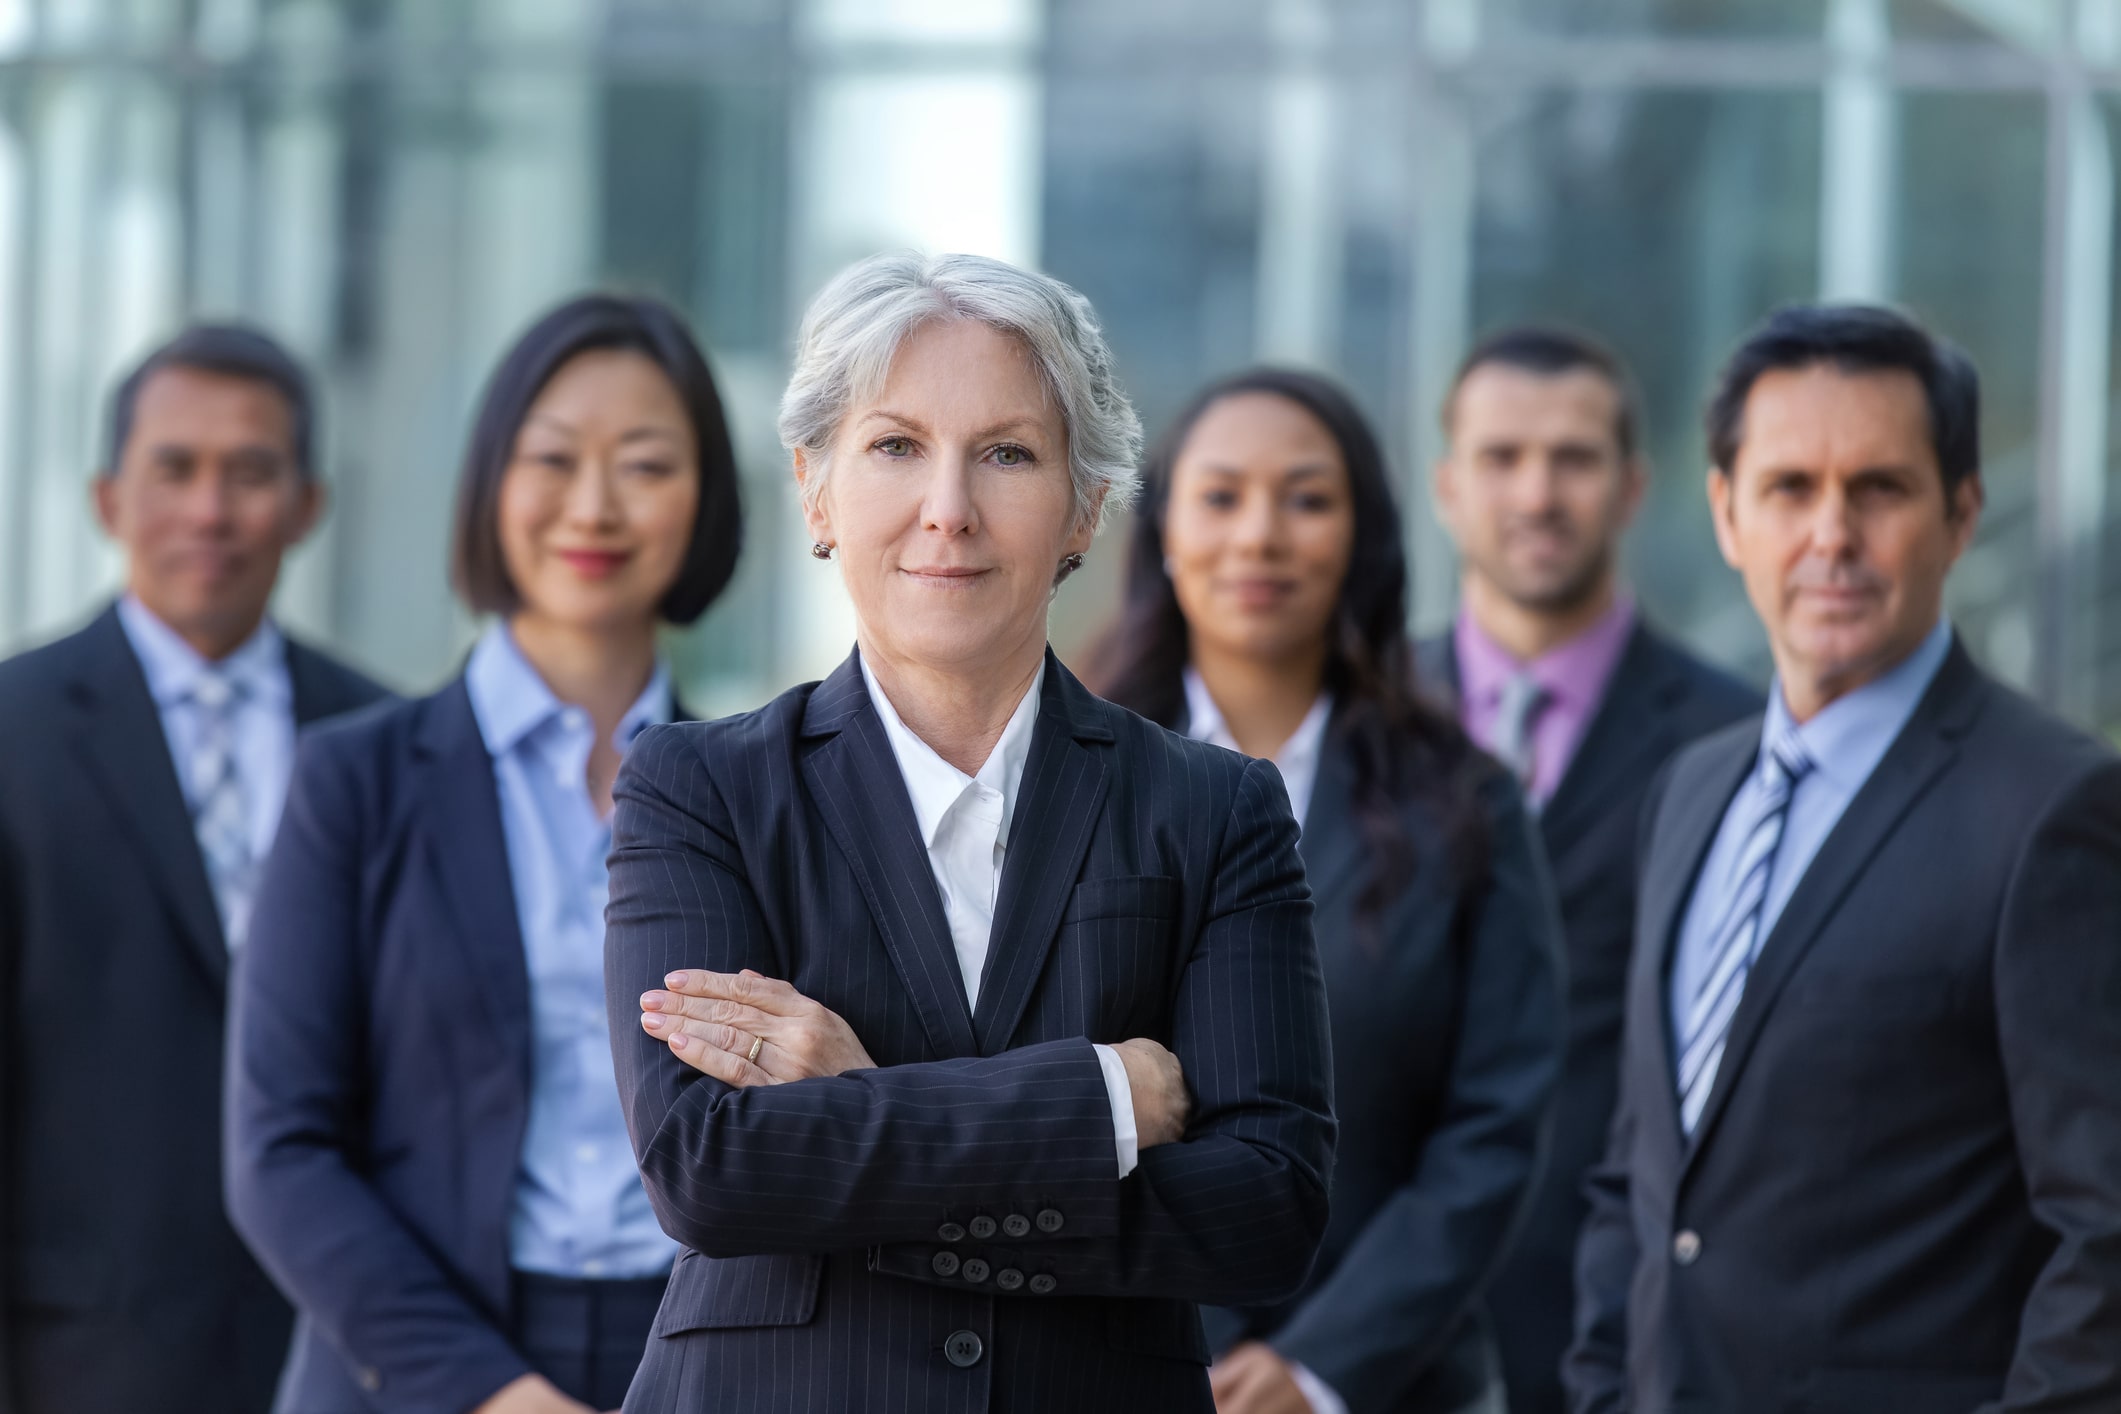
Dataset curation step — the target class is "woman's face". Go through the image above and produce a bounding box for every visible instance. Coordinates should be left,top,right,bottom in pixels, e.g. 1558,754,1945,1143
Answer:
497,347,701,635
801,317,1090,681
1162,391,1356,669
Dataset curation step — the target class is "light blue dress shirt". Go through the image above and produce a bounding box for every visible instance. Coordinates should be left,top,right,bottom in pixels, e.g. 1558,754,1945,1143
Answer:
116,595,295,872
1668,617,1955,1056
465,621,679,1279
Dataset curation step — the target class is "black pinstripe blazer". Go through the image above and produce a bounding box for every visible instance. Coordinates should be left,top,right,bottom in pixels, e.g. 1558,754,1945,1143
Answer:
604,647,1337,1413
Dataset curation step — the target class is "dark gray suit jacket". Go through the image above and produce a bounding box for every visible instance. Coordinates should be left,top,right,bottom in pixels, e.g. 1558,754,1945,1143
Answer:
1568,639,2121,1414
604,649,1337,1414
0,605,387,1414
1417,622,1759,1414
1206,733,1567,1413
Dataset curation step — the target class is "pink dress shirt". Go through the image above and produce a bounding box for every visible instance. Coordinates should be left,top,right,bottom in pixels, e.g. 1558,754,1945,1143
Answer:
1452,596,1638,806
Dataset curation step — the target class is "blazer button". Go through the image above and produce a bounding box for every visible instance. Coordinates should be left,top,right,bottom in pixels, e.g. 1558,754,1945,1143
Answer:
1028,1273,1057,1295
1673,1230,1703,1266
358,1368,382,1393
944,1330,985,1368
937,1222,967,1243
962,1258,991,1283
932,1251,962,1278
1035,1208,1064,1234
968,1216,998,1240
995,1268,1025,1292
1002,1214,1031,1238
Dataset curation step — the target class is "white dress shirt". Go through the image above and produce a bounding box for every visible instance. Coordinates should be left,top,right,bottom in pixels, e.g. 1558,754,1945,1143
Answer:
859,656,1142,1178
117,594,296,879
1183,668,1333,830
1183,666,1347,1414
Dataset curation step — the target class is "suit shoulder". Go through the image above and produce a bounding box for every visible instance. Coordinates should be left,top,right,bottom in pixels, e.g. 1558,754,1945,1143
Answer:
1963,673,2114,803
285,635,395,712
1638,626,1762,727
0,622,96,720
1101,695,1256,792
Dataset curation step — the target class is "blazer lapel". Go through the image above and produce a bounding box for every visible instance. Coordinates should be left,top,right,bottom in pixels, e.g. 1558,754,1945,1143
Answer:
1641,724,1759,1150
413,682,533,1076
1681,644,1983,1170
67,608,231,990
1294,724,1365,915
800,652,978,1060
974,655,1114,1055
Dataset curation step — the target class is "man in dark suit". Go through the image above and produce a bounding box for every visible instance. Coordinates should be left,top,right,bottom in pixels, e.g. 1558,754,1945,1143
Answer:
1418,326,1757,1414
0,326,389,1414
1567,305,2121,1413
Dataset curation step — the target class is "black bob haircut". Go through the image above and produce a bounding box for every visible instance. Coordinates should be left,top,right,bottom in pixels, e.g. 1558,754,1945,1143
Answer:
1706,303,1981,498
1445,324,1643,459
450,293,744,627
104,322,316,478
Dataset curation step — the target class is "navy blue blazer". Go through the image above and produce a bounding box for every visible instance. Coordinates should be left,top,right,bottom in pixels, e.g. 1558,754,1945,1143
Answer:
1206,737,1567,1414
227,679,553,1414
603,649,1338,1414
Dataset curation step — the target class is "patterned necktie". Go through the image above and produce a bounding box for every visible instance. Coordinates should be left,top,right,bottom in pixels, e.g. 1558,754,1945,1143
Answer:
1676,726,1814,1135
187,670,255,950
1492,671,1552,795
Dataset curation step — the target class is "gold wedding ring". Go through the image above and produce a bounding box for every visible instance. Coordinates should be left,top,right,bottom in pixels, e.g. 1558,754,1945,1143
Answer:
746,1035,764,1064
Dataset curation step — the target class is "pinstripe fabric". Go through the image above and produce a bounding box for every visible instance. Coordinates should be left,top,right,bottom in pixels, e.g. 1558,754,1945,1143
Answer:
605,649,1336,1412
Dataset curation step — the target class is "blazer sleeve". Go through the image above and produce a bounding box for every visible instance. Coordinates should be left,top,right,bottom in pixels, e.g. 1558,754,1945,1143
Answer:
224,731,531,1414
1989,759,2121,1411
0,788,19,1414
605,727,1335,1308
1266,776,1567,1413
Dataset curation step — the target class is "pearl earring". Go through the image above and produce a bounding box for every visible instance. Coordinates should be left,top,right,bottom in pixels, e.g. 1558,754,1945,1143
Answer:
810,541,834,560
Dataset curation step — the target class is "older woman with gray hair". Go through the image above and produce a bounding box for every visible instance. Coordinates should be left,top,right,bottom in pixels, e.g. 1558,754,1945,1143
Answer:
603,252,1337,1413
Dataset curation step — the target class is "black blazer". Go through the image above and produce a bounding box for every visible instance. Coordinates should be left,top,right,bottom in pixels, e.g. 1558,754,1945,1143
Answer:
0,605,386,1414
1567,639,2121,1414
1418,622,1759,1414
603,649,1337,1414
226,676,693,1414
1205,730,1567,1413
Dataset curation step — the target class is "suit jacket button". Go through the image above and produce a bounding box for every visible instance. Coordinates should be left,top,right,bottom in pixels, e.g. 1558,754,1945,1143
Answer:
937,1222,967,1243
358,1368,382,1393
932,1250,962,1278
1028,1274,1057,1295
962,1258,991,1283
1002,1213,1031,1238
944,1330,985,1368
1673,1230,1703,1266
1035,1208,1064,1234
969,1216,998,1240
995,1268,1025,1291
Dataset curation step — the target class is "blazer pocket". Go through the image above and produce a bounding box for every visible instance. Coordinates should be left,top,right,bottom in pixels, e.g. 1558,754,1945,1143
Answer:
1062,875,1181,926
1105,1298,1211,1364
651,1251,823,1337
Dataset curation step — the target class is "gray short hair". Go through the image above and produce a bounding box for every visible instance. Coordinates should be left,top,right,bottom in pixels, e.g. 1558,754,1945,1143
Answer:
778,252,1143,531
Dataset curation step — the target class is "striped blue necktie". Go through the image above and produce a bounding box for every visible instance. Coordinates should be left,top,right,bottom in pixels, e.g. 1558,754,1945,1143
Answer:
1676,727,1813,1135
187,670,255,950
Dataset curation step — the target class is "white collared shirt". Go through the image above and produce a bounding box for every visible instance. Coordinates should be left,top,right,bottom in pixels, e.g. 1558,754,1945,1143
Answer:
859,655,1141,1178
1182,668,1333,829
117,594,296,868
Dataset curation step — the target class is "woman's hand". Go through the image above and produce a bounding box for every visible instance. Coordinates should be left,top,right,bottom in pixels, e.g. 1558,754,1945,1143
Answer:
1113,1036,1190,1149
642,969,877,1086
1209,1343,1314,1414
471,1373,600,1414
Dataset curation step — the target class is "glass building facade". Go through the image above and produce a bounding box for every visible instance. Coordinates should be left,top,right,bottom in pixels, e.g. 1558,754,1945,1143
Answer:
1,0,2116,737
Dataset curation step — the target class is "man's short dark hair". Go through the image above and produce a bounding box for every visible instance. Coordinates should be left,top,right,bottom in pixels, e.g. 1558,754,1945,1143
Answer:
1444,324,1643,459
104,322,316,478
1706,303,1981,497
450,293,745,627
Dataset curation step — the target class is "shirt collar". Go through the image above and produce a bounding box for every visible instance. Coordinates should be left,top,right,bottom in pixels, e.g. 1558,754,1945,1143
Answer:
1763,616,1954,791
465,619,673,759
1181,667,1333,772
117,593,288,709
860,654,1043,850
1453,593,1637,711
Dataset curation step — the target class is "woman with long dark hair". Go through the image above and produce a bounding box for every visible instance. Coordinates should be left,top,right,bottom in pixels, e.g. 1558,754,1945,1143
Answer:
226,295,743,1414
1091,369,1565,1414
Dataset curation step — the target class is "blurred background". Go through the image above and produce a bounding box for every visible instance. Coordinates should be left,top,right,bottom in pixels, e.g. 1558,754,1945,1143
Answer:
0,0,2116,737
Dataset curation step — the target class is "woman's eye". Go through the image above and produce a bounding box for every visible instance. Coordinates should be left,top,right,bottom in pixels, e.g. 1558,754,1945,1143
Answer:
1291,493,1335,513
529,451,573,471
875,437,914,457
1203,489,1239,510
624,460,675,479
991,444,1032,467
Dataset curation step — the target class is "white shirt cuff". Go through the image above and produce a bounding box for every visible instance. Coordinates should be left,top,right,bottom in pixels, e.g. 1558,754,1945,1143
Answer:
1289,1360,1350,1414
1091,1043,1139,1178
